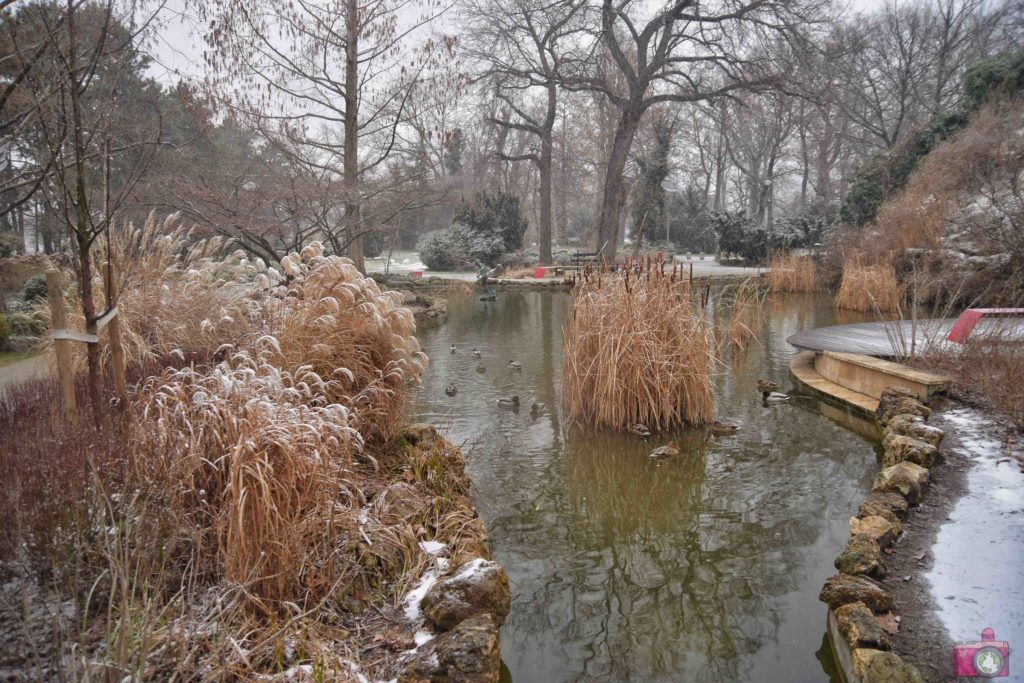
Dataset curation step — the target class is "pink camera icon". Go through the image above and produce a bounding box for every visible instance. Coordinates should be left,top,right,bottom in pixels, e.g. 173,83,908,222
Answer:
953,628,1010,678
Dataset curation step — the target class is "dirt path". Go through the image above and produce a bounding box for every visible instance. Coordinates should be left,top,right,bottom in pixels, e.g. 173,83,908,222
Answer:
0,354,52,397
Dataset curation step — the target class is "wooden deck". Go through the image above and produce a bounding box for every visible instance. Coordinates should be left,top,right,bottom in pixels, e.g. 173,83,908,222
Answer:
786,317,1024,357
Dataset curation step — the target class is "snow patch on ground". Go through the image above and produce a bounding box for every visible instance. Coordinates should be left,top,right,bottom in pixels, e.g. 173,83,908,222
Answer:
419,540,446,555
453,557,488,581
927,408,1024,648
403,571,438,622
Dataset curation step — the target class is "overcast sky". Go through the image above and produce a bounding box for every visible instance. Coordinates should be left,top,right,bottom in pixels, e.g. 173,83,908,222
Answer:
144,0,892,86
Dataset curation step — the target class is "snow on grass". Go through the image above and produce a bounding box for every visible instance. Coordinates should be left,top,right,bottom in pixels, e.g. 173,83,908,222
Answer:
403,570,438,622
419,539,446,555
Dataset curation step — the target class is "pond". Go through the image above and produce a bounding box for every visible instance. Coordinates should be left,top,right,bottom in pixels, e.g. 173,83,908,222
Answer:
414,290,879,683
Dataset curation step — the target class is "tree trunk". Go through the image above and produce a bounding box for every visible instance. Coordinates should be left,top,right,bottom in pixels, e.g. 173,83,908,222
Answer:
537,84,556,265
712,100,726,212
594,105,642,263
68,3,101,423
344,0,364,272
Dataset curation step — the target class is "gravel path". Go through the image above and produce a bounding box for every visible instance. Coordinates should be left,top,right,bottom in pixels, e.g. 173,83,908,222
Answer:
0,354,52,397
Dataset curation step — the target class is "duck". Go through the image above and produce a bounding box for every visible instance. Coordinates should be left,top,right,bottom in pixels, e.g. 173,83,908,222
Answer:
529,402,544,417
508,360,522,371
649,443,679,460
756,379,779,394
710,420,740,436
496,395,520,407
445,382,457,397
627,423,652,438
476,363,486,374
473,349,482,358
450,344,457,354
763,392,790,404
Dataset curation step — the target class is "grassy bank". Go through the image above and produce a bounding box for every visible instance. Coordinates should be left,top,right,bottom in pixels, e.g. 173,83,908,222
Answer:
0,218,489,680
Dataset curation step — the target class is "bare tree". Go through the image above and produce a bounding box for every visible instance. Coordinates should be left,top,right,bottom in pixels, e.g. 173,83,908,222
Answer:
199,0,454,272
5,0,163,419
563,0,818,261
463,0,584,264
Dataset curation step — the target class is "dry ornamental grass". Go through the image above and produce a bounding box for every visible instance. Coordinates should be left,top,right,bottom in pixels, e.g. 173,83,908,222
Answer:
563,264,714,432
766,253,819,293
834,253,904,313
0,218,479,679
724,278,766,351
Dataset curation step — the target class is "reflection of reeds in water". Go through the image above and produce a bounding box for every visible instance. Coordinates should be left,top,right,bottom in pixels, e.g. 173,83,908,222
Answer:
834,253,903,313
563,267,714,430
725,278,765,351
766,253,818,293
564,429,708,537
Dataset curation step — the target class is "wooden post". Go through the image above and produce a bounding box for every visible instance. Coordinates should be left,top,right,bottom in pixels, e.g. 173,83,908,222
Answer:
105,261,127,402
46,270,76,423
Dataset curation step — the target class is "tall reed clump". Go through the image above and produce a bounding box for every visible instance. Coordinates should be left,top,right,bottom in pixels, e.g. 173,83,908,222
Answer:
834,253,903,313
766,252,819,293
563,267,714,431
725,278,765,350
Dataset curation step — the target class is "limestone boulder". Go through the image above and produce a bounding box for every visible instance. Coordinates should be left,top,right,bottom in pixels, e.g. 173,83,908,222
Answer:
872,462,930,505
835,601,891,650
400,423,442,448
422,559,511,631
853,649,886,679
819,574,894,612
835,535,886,577
875,387,920,424
850,515,900,548
864,651,925,683
878,398,931,426
884,414,944,447
881,434,937,468
858,491,910,522
402,614,502,683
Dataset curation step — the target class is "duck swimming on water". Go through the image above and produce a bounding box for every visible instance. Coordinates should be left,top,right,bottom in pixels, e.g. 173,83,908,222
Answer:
763,392,790,404
756,379,779,394
628,423,652,438
710,420,740,436
508,360,522,370
445,382,457,397
649,443,679,460
473,349,482,358
496,395,520,407
450,344,457,354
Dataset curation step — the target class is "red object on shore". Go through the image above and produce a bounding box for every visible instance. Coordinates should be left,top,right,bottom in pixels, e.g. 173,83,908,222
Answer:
534,266,547,279
412,271,424,278
947,307,1023,343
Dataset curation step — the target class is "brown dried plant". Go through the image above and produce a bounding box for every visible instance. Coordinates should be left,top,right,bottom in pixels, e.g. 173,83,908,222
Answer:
563,267,714,432
834,253,903,313
766,253,818,293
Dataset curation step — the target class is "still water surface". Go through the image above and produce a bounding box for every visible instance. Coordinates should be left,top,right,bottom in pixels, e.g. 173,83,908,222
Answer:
415,291,878,682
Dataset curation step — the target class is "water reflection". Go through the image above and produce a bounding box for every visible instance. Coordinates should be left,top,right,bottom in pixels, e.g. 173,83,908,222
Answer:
416,291,876,682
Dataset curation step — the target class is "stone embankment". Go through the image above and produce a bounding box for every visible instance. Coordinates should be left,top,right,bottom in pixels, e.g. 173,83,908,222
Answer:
395,290,448,329
819,387,946,683
395,424,511,683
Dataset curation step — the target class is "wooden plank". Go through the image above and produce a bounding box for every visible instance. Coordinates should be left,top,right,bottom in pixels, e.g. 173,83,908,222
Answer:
94,305,118,331
52,329,99,344
46,270,76,423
